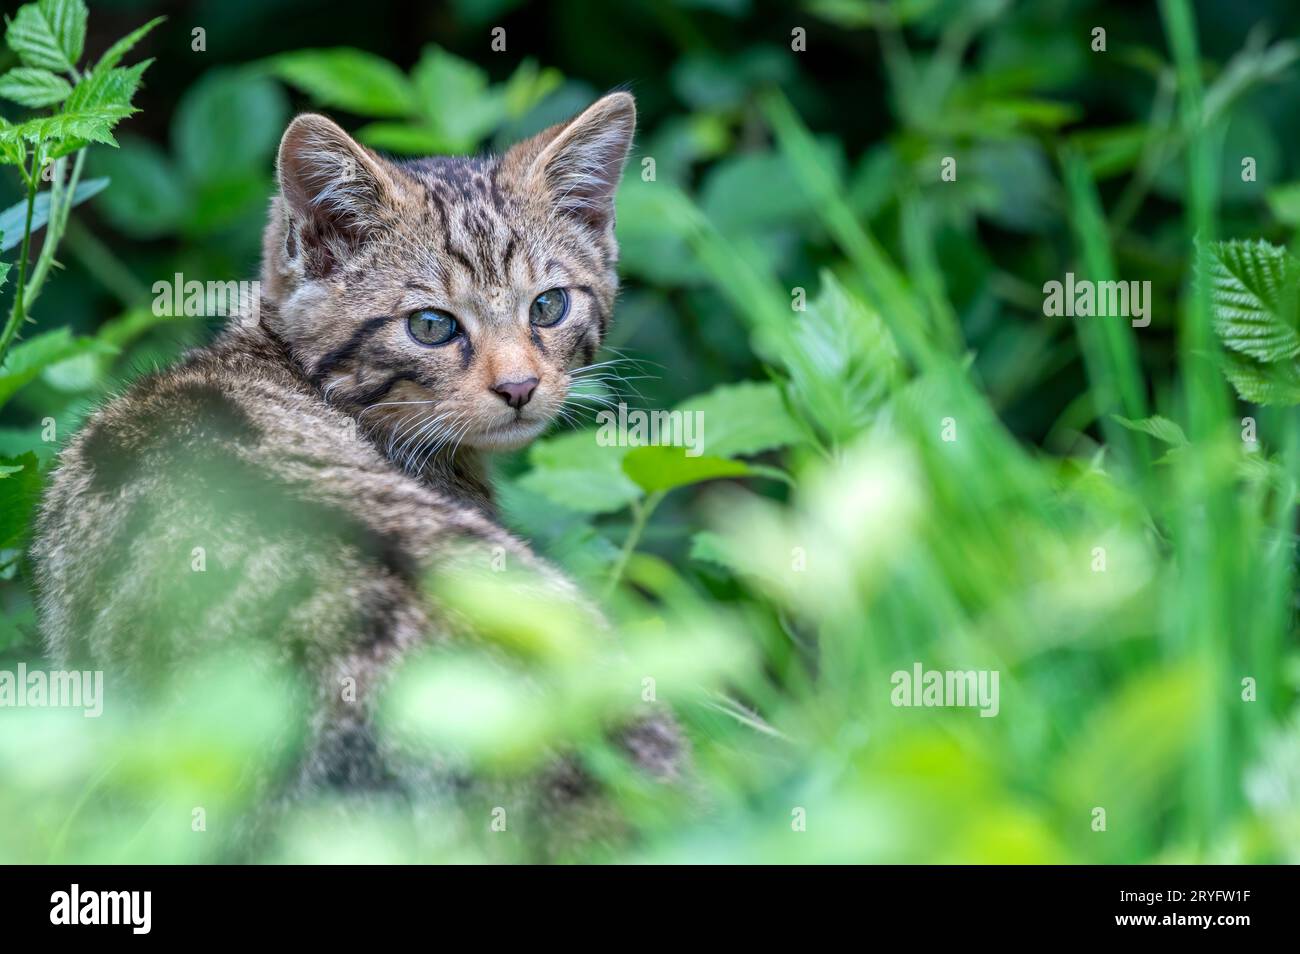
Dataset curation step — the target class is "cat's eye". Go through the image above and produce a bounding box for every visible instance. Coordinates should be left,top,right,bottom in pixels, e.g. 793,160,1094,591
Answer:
530,288,569,328
407,308,459,346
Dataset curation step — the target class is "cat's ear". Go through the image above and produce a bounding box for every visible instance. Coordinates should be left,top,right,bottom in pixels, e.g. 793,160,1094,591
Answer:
515,91,636,232
277,113,399,260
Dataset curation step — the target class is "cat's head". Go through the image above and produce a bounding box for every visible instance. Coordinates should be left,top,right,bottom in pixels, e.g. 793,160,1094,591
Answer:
259,92,636,458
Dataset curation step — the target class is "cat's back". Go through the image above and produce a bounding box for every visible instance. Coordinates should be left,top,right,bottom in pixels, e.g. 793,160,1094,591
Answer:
31,330,450,674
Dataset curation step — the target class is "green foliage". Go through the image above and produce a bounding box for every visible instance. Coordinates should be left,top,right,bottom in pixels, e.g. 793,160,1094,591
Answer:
1,0,1299,865
265,45,560,155
1203,239,1300,404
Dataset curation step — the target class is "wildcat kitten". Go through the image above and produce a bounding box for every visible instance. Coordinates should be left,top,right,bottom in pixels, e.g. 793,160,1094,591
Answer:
31,92,681,846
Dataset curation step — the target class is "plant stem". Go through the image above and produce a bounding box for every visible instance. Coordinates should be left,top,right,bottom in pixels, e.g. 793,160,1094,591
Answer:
25,149,84,316
604,490,665,597
0,156,41,367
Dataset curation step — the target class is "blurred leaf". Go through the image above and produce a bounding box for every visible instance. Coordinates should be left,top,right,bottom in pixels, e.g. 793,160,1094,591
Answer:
411,45,503,147
354,121,446,154
675,380,804,458
267,47,416,118
1112,414,1189,447
89,137,184,237
0,327,113,409
174,70,289,184
0,176,108,251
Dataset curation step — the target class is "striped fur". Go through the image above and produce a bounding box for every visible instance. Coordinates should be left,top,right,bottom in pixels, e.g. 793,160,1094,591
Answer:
31,93,683,846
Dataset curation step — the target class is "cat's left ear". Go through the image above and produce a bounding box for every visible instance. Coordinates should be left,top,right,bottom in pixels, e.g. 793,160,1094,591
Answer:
515,91,636,232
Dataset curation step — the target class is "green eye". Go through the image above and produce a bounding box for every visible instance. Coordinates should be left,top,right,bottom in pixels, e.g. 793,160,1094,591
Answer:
530,288,569,327
407,308,458,346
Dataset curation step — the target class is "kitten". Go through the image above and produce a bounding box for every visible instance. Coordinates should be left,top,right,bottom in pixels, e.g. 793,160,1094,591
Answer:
31,92,682,848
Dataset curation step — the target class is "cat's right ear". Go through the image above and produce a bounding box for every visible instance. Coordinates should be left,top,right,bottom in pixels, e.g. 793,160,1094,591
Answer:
277,114,398,266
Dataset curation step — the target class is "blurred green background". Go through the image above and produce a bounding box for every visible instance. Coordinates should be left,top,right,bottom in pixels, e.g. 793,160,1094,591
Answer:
1,0,1300,863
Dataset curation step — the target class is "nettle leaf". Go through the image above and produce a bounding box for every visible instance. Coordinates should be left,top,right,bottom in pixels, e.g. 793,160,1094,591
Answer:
622,446,750,494
5,0,87,74
67,59,151,112
0,66,71,108
1221,352,1300,406
675,380,804,458
267,48,416,118
0,176,108,252
8,103,135,150
95,15,164,72
1112,415,1189,447
1206,239,1300,363
782,270,900,444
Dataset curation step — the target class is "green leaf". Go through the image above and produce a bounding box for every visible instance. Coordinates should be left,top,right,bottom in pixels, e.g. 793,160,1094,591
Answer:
1221,352,1300,406
0,327,114,409
622,446,750,494
66,59,150,112
0,451,42,549
517,430,642,514
0,259,9,289
782,270,900,444
266,48,416,118
95,15,164,72
87,137,183,237
174,70,288,183
0,176,108,252
1206,239,1300,363
0,66,71,107
1112,415,1189,447
674,380,804,459
412,45,503,147
4,103,136,149
354,121,448,155
4,0,87,73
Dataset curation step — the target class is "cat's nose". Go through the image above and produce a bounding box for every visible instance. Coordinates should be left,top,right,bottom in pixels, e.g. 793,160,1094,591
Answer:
492,377,538,409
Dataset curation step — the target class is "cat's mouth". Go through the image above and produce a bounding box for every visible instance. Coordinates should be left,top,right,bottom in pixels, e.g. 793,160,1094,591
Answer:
465,412,550,451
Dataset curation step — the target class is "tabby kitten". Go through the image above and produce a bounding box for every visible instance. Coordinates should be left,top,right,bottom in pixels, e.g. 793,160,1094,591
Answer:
32,92,680,841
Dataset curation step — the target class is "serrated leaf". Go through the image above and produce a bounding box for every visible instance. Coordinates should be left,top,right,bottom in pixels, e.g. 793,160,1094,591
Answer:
266,48,416,118
1112,414,1189,447
1206,239,1300,362
4,103,135,149
95,15,164,72
66,59,150,112
0,176,108,252
5,0,87,73
674,380,804,458
0,66,70,107
1221,352,1300,406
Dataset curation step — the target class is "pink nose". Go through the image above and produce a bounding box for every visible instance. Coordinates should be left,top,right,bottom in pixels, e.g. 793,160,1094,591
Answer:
492,377,538,409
